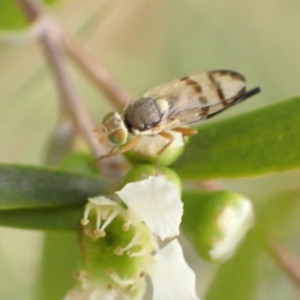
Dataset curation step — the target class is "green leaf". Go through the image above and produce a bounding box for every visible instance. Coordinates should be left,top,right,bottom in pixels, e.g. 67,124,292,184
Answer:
173,96,300,179
0,205,83,231
0,164,109,209
37,232,80,300
0,0,59,30
0,0,30,30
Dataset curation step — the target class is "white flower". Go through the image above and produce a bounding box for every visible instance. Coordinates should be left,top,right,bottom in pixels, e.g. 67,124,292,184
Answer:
148,239,199,300
65,176,199,300
116,176,183,240
63,284,115,300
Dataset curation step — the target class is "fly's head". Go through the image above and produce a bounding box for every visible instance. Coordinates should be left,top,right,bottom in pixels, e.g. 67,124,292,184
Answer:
97,112,128,145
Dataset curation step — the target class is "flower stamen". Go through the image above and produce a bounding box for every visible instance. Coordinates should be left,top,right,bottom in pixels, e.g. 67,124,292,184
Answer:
114,231,148,258
81,202,95,226
106,268,137,287
114,246,124,256
100,209,120,232
122,221,131,231
139,271,146,277
127,246,149,258
82,197,123,239
93,228,106,239
121,232,141,252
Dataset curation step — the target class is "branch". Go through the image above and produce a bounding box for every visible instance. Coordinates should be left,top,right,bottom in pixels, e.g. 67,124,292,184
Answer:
16,0,42,20
15,0,128,179
265,235,300,290
63,37,132,111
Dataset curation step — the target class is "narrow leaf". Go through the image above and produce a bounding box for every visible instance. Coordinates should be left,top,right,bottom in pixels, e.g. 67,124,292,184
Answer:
0,164,109,209
37,232,80,300
0,205,83,231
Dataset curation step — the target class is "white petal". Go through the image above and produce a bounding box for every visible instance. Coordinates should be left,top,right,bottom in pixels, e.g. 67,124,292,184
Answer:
148,239,199,300
89,290,115,300
63,287,115,300
116,176,183,240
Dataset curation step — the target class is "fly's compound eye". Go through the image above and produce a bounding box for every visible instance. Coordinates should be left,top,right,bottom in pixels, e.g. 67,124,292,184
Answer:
108,128,128,145
102,112,115,124
101,112,128,145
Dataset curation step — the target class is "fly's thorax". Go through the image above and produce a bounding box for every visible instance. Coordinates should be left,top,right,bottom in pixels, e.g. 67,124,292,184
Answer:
124,97,170,134
101,112,128,145
155,98,170,115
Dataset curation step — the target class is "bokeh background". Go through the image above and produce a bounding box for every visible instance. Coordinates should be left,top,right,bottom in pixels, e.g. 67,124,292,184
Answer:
1,0,300,299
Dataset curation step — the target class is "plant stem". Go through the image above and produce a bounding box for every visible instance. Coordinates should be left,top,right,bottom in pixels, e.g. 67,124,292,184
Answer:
265,235,300,290
63,37,131,111
15,0,128,179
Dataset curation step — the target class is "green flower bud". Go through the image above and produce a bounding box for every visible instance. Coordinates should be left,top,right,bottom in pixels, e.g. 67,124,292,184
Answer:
125,132,189,166
122,164,182,194
59,152,98,176
182,190,254,262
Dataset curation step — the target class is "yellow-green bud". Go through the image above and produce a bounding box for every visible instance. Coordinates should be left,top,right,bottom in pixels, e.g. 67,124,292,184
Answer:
182,190,254,262
122,164,182,195
125,133,189,166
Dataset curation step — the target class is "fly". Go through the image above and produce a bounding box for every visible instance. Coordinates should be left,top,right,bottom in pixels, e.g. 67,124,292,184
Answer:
95,70,260,159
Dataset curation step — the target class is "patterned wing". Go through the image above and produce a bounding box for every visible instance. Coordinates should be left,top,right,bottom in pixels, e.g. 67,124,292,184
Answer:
142,70,246,126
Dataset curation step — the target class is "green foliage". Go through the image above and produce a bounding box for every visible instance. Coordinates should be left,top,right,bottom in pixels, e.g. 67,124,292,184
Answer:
0,164,108,209
0,0,58,29
0,205,83,231
36,232,80,300
0,164,109,230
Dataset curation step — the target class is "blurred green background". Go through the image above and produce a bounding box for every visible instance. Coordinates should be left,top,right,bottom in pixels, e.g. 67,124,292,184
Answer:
1,0,300,299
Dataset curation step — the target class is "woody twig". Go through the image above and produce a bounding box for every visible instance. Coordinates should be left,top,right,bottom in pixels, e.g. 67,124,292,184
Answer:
15,0,130,179
264,235,300,290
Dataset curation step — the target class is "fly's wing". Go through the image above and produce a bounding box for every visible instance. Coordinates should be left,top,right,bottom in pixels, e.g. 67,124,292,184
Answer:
142,70,246,126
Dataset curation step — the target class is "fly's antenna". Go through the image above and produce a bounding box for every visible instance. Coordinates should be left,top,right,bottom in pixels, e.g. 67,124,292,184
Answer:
93,126,107,143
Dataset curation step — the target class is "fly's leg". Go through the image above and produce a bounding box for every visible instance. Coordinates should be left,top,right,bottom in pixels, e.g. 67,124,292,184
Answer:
172,127,198,147
89,146,117,166
157,131,175,156
172,127,198,136
153,131,175,172
155,128,197,171
157,128,197,157
97,135,142,160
